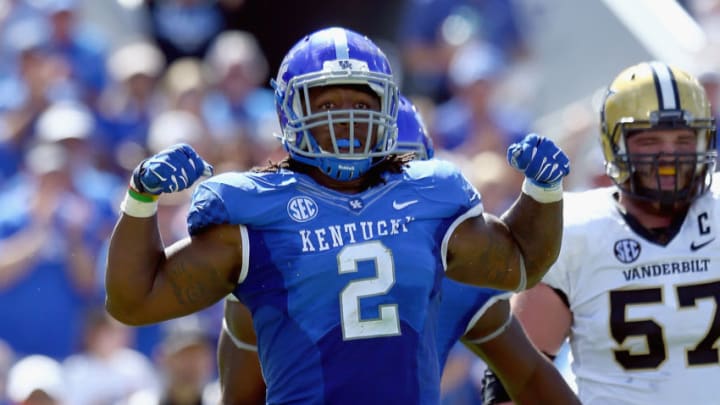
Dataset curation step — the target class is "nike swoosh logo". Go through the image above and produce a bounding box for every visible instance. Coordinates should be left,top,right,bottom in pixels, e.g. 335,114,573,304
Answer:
393,200,419,210
690,238,715,251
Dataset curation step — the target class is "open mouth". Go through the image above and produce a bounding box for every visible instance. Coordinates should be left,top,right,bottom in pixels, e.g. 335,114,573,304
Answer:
655,165,676,189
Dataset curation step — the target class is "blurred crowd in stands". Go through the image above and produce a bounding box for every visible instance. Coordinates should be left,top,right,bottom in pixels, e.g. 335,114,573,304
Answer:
0,0,717,404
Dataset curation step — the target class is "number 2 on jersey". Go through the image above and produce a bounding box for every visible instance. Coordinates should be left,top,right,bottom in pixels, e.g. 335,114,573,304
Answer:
338,241,401,340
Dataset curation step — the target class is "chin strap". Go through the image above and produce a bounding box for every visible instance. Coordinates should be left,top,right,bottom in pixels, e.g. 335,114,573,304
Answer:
317,155,376,181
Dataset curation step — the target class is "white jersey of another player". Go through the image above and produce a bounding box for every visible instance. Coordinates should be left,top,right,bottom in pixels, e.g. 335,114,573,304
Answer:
544,175,720,405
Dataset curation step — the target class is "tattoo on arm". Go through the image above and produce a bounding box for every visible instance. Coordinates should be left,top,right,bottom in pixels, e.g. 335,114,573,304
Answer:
166,257,231,306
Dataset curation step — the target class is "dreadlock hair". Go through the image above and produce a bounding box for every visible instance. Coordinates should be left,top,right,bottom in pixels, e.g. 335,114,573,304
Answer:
253,153,416,188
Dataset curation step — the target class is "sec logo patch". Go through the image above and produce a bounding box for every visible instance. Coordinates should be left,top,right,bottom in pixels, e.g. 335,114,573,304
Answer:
287,196,318,222
614,239,641,264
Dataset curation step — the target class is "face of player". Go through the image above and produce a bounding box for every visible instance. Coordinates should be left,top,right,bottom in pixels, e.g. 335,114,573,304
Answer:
306,84,382,154
625,128,698,193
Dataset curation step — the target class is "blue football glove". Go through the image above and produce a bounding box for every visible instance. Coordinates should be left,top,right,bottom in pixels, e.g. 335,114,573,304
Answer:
131,143,214,194
507,133,570,187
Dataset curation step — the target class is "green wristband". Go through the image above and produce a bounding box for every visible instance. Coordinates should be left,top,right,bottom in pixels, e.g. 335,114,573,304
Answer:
121,191,158,218
127,188,159,203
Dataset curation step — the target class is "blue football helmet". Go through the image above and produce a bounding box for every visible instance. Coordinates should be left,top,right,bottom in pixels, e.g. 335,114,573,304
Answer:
396,95,434,161
272,27,400,180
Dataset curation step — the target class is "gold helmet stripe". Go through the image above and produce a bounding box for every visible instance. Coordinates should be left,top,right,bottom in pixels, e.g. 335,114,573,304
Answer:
649,61,680,110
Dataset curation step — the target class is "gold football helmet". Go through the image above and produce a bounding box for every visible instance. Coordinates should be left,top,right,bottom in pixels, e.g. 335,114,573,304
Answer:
600,61,717,205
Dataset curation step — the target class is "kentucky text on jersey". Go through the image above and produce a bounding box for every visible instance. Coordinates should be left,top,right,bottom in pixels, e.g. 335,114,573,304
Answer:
185,160,488,404
299,218,412,252
622,259,711,281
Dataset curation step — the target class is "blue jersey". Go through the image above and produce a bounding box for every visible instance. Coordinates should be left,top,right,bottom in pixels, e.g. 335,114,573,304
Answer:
188,159,485,404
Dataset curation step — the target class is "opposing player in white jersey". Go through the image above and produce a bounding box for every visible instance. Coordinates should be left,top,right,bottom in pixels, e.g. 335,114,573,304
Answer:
483,61,720,405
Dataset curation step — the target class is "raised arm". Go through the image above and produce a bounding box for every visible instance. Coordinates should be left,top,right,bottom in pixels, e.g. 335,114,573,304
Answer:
446,134,568,290
105,144,241,326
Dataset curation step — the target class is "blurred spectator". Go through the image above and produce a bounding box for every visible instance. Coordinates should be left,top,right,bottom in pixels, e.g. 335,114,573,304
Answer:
397,0,528,101
96,39,166,174
147,109,212,167
0,0,46,77
202,30,276,170
36,100,125,209
38,0,109,107
462,150,523,215
6,355,64,405
0,101,120,360
160,58,223,167
126,317,217,405
143,0,229,64
63,307,158,405
431,41,531,156
0,18,72,185
162,57,209,117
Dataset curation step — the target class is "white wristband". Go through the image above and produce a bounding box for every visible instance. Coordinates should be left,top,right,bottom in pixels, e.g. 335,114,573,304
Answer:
521,178,563,203
120,191,158,218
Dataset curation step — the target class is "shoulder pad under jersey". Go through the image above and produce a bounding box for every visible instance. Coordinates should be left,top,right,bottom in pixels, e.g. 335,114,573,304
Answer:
187,171,298,235
401,159,482,212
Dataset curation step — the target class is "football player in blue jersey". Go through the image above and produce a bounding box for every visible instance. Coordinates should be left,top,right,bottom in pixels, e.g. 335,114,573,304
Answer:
105,27,573,404
216,95,578,404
